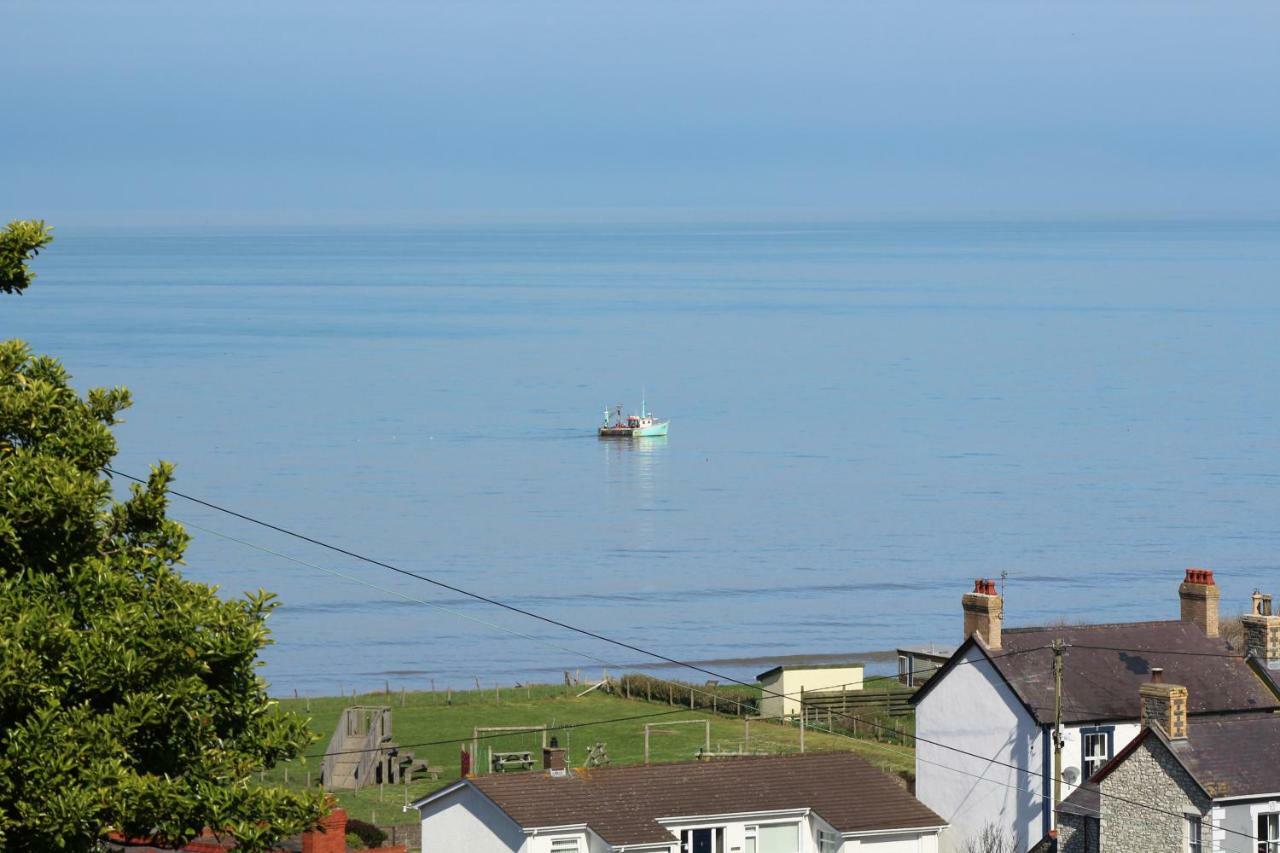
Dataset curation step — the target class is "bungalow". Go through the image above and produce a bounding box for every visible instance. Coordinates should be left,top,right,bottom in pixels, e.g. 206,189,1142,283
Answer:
756,663,864,719
1055,657,1280,852
910,570,1280,853
414,750,947,852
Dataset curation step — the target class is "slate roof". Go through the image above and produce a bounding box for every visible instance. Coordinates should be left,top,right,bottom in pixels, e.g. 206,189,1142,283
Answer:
429,753,945,846
913,620,1279,725
1168,714,1280,798
1062,713,1280,821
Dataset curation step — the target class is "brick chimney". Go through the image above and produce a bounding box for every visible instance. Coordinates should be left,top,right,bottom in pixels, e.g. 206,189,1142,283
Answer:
543,743,567,776
301,806,347,853
1139,668,1188,740
1179,568,1219,638
1242,590,1280,671
962,578,1002,650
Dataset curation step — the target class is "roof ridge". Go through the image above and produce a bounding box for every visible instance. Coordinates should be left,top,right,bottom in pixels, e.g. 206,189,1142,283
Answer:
1005,619,1184,634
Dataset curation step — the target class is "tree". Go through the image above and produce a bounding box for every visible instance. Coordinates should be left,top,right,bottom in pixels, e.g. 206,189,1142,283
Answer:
0,220,53,295
0,220,326,851
960,821,1017,853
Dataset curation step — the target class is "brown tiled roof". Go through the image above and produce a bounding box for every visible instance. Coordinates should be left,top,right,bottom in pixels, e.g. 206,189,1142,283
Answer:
916,621,1278,725
455,753,943,845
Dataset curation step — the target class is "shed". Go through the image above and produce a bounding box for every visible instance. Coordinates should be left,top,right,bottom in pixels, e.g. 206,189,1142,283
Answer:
755,662,863,719
896,643,955,687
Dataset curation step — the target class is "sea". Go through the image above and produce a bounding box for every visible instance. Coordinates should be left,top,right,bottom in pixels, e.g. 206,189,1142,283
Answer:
5,218,1280,695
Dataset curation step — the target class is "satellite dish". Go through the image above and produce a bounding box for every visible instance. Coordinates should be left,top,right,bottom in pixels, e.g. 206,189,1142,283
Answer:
1063,767,1080,785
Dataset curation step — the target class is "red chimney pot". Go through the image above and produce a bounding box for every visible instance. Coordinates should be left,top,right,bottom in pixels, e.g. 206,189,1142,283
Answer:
972,578,998,596
1184,568,1215,586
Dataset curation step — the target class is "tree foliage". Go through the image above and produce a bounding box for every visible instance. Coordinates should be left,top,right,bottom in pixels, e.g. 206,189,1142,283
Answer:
0,222,325,851
0,220,54,295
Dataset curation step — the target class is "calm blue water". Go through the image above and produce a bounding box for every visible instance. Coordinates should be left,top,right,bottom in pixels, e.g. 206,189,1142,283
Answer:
5,219,1280,694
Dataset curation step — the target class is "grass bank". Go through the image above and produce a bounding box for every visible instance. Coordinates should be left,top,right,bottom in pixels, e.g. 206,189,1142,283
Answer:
264,683,915,827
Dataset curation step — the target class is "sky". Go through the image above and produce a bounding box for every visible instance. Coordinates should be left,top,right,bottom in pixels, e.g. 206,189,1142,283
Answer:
5,0,1280,223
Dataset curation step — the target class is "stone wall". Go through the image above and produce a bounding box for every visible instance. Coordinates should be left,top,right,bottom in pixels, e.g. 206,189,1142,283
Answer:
1096,736,1209,852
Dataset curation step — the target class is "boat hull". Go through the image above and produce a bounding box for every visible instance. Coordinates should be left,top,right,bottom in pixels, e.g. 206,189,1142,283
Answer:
599,420,669,438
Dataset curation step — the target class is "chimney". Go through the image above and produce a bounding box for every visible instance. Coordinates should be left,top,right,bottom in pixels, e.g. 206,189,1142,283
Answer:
1139,668,1188,740
301,806,347,853
962,578,1002,650
1242,590,1280,671
543,740,567,776
1179,568,1220,637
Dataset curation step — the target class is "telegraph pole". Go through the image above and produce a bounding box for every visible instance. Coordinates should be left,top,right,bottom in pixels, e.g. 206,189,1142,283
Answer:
1052,639,1065,814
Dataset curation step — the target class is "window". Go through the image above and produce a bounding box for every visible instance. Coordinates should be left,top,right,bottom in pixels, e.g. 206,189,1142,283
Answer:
757,824,799,853
1186,815,1202,853
1080,728,1113,778
679,828,724,853
550,838,580,853
1260,813,1280,853
818,828,841,852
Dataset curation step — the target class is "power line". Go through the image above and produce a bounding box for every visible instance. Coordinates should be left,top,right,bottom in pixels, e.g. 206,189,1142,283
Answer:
121,471,1249,842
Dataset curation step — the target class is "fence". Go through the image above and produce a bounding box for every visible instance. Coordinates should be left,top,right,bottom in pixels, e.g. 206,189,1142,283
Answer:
800,686,915,719
617,673,759,716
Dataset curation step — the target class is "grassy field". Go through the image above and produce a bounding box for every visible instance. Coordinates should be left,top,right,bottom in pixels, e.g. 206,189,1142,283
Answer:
263,684,916,827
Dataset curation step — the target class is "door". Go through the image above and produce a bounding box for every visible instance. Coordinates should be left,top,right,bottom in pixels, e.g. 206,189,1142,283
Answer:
681,828,724,853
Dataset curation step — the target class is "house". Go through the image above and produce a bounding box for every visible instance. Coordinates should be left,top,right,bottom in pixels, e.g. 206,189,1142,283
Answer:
757,663,864,719
910,570,1280,853
896,645,955,688
414,749,947,852
1055,660,1280,851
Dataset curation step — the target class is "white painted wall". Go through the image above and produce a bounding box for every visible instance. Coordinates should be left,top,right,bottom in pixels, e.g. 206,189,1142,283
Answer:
842,831,939,852
914,645,1046,853
1057,721,1140,795
759,666,865,718
419,784,528,853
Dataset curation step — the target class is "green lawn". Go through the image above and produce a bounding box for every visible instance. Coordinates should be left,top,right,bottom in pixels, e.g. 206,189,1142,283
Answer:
263,684,915,827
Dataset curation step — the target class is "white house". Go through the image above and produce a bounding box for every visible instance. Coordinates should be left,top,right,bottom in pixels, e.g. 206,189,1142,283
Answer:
415,751,946,852
911,571,1280,853
757,663,864,719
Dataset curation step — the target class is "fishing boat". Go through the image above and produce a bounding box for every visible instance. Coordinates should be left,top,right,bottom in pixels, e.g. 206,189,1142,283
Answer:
598,397,669,438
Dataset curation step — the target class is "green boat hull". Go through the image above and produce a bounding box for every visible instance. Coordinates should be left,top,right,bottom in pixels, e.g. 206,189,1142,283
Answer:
598,420,669,438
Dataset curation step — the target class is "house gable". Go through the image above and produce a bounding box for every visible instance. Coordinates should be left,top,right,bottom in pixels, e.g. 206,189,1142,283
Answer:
914,640,1046,853
1094,729,1211,852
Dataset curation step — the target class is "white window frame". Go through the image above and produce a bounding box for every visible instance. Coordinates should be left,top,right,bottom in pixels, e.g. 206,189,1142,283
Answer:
817,827,840,853
1261,812,1280,853
1186,814,1202,853
752,822,800,853
1082,731,1110,778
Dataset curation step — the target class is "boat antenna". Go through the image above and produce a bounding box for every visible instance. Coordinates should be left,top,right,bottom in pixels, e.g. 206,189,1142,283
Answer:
641,387,646,419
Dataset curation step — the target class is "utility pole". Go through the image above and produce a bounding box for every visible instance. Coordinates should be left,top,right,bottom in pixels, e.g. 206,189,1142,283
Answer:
1052,639,1065,816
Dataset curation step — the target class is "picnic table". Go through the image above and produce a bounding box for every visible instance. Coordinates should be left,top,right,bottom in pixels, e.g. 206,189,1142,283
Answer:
491,750,534,772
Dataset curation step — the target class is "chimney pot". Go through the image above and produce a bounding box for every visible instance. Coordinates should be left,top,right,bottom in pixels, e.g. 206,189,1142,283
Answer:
1150,667,1164,684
